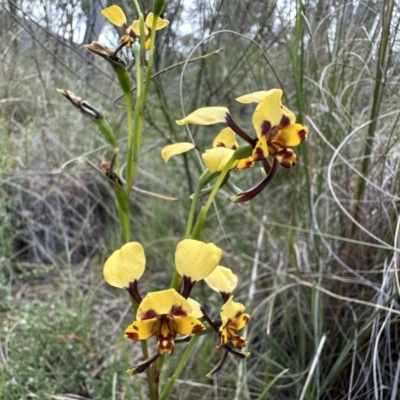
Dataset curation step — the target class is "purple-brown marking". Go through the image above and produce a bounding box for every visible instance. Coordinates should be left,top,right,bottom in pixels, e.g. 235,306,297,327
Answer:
191,324,205,334
125,332,139,340
170,305,187,317
279,114,290,129
261,120,272,136
298,128,307,141
253,147,265,161
141,309,158,320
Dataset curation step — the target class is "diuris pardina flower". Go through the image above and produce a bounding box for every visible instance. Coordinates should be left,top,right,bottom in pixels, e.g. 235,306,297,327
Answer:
218,296,250,349
125,289,205,355
166,89,308,202
101,5,169,49
236,89,307,168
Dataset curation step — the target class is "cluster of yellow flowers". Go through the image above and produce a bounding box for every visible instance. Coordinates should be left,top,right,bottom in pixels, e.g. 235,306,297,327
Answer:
95,4,308,378
163,89,308,202
104,240,249,373
101,5,169,49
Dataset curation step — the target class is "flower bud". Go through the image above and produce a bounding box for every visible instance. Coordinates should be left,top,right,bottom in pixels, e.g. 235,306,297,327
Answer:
153,0,167,17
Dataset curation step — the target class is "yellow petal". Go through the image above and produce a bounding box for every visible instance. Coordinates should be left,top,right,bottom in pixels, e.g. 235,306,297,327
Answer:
234,157,254,169
161,142,195,163
252,135,269,161
220,296,246,328
272,124,308,148
202,147,235,172
130,20,149,36
137,289,192,320
101,5,127,27
103,242,145,288
252,89,283,138
230,313,250,331
144,38,152,50
236,89,277,104
145,12,170,30
176,107,229,126
125,319,158,340
175,239,222,282
171,316,205,335
205,266,238,293
212,127,238,149
187,298,203,318
281,105,296,125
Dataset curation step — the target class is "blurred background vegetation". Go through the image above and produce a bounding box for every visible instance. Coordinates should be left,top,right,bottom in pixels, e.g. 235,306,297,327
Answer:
1,0,400,399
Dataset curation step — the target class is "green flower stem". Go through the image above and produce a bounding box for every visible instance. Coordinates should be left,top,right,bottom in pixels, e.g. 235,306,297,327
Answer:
126,12,159,196
184,169,218,239
143,14,159,110
191,159,235,240
125,41,143,196
114,187,130,242
169,170,219,291
159,335,200,400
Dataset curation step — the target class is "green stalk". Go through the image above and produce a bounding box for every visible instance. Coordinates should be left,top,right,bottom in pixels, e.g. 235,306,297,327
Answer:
125,41,143,195
143,14,160,108
126,11,160,196
114,187,130,242
191,159,235,240
159,335,200,400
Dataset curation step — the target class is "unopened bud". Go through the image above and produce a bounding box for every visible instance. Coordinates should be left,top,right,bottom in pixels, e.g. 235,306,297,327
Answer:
58,89,117,148
232,144,253,160
153,0,167,16
85,42,131,95
57,89,103,119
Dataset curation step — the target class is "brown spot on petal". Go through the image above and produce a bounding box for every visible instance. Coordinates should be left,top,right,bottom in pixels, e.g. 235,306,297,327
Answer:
253,147,265,161
242,315,250,323
261,120,271,136
192,324,205,334
279,114,290,129
170,305,187,317
299,128,307,141
215,142,226,148
231,335,247,349
141,309,158,320
125,332,139,340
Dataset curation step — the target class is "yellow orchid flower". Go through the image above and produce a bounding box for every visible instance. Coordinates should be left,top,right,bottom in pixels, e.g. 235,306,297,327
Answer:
218,296,250,349
175,90,307,169
101,6,169,49
125,289,205,355
174,89,308,202
237,89,307,168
